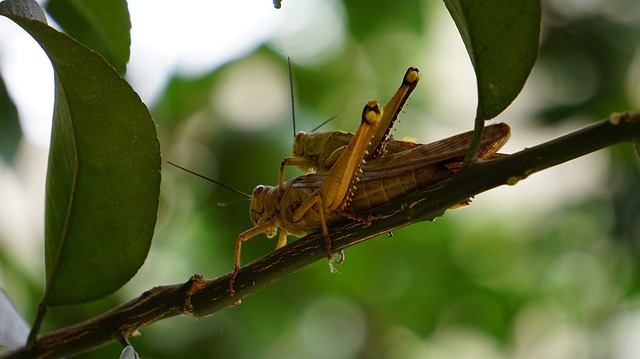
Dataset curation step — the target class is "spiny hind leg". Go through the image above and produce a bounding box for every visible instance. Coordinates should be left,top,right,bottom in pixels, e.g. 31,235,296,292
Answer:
292,193,334,261
315,195,333,261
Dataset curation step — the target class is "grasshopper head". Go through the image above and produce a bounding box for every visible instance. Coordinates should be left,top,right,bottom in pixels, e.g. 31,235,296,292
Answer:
249,185,278,237
292,132,308,158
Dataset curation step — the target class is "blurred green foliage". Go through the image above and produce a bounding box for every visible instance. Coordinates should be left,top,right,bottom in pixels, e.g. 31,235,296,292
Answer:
1,0,640,358
0,74,20,163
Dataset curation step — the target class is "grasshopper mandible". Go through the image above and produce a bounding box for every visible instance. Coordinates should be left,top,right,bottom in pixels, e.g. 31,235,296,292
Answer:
278,67,422,190
232,114,510,293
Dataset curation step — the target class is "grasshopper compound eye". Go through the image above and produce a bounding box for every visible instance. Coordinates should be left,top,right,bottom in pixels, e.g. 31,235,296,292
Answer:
253,185,266,196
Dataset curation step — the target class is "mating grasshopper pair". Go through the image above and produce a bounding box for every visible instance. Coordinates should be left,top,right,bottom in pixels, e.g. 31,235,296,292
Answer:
230,67,510,293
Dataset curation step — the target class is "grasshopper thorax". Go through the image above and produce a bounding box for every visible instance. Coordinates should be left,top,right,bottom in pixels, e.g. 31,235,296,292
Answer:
292,131,351,162
292,131,338,158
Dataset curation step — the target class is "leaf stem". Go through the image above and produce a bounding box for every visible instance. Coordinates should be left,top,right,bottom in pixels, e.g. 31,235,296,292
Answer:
26,301,47,349
463,110,486,167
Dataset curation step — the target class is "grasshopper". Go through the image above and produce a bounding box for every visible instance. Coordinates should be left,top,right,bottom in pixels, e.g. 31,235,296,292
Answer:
231,100,384,291
232,107,510,293
278,67,422,191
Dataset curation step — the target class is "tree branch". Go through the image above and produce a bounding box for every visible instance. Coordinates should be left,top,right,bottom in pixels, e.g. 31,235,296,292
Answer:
3,112,639,359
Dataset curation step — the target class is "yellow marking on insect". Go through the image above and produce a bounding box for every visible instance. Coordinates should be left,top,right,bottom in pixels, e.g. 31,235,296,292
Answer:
364,108,378,123
406,68,420,83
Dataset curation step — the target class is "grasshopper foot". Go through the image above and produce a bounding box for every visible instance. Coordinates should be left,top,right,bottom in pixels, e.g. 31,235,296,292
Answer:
228,271,239,295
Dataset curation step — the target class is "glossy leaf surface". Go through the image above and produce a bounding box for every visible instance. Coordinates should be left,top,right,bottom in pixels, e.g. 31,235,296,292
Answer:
0,6,160,305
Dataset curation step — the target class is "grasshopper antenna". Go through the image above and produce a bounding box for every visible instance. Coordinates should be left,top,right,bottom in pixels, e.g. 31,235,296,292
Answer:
310,115,339,133
288,58,338,134
166,161,252,199
217,198,251,207
288,57,296,137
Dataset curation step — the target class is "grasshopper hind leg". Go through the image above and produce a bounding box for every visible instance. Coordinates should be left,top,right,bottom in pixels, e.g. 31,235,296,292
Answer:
314,194,334,261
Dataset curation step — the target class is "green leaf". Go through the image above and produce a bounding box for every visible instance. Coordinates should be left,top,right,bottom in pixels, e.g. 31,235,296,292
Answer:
0,73,22,163
45,0,131,75
444,0,541,120
0,10,160,305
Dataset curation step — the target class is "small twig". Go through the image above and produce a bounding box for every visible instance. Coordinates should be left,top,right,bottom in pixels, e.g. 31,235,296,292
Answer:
3,112,639,359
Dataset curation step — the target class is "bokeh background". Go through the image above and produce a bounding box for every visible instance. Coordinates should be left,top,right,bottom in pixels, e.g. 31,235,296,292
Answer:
1,0,640,358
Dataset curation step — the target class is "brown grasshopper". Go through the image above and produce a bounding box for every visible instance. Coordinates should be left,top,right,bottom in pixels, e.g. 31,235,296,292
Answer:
232,111,510,293
278,67,422,190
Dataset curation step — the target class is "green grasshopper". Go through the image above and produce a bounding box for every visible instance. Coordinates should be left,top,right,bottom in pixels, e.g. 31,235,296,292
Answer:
278,67,422,191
